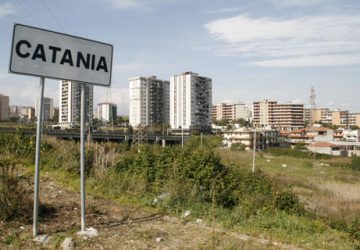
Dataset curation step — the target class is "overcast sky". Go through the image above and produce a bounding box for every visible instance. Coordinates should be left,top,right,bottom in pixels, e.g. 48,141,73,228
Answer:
1,0,360,114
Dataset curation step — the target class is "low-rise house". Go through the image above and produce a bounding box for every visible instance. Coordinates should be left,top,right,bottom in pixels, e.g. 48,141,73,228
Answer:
223,128,280,150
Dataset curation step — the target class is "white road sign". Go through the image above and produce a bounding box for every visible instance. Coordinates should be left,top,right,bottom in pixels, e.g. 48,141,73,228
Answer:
9,24,113,86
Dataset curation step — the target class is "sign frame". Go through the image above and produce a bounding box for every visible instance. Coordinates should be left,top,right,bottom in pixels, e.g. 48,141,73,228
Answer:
9,23,113,87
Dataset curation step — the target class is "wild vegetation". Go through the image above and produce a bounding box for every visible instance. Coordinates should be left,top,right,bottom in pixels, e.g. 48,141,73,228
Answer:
0,132,359,249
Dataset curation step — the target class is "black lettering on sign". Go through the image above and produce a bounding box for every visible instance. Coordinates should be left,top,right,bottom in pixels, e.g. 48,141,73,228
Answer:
96,56,108,72
48,46,61,63
15,40,31,58
91,54,95,70
32,44,46,61
76,52,90,69
60,49,73,66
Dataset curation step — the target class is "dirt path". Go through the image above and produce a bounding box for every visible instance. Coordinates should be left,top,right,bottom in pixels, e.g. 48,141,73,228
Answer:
0,176,303,249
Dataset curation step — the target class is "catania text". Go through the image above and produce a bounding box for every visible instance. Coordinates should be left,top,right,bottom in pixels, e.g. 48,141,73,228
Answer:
15,39,108,72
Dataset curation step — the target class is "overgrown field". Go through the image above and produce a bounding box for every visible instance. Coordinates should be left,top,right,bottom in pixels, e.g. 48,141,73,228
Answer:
1,132,359,249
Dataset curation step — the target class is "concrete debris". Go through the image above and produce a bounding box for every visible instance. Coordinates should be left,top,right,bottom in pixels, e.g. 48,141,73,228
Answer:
61,237,74,250
77,227,98,239
33,234,51,244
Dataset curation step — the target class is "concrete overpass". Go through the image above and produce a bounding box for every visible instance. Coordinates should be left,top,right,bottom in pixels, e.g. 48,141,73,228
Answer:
0,127,184,145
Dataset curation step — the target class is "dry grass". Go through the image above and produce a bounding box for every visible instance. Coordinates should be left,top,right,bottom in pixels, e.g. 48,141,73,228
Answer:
304,181,360,221
216,148,360,222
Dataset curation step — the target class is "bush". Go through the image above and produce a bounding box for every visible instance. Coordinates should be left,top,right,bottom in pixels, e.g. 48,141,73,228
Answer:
230,142,246,151
0,157,33,222
267,147,332,159
350,157,360,171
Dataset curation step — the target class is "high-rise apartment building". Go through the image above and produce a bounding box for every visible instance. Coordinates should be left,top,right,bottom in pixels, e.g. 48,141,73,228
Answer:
212,102,251,122
129,76,169,127
96,102,117,123
273,103,304,130
35,97,53,121
59,81,93,125
332,109,349,127
253,100,304,130
253,100,277,127
304,108,332,124
170,72,212,130
212,103,235,121
0,94,9,121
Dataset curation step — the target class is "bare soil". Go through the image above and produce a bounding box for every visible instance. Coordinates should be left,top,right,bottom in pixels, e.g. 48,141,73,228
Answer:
0,175,302,249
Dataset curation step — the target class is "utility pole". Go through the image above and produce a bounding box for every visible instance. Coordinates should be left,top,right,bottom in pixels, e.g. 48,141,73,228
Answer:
252,128,256,173
309,87,316,160
309,87,316,129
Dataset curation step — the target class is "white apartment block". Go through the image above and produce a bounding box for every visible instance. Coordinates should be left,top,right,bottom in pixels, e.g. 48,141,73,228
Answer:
9,105,35,121
35,97,53,121
235,103,252,121
59,80,93,125
96,102,117,123
0,94,9,121
129,76,169,127
170,72,212,130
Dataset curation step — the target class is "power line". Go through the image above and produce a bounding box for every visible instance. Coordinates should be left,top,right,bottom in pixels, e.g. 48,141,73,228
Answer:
40,0,66,32
15,0,40,26
50,0,76,34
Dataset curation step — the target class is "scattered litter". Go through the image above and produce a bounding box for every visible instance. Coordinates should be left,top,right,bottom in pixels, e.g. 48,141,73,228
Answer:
152,198,159,205
282,164,287,168
158,192,170,200
267,159,270,162
152,192,171,205
19,226,24,230
155,237,164,243
181,210,191,219
195,219,203,224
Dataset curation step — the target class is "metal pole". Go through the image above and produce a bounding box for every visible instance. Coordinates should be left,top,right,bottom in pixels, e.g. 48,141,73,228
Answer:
181,127,184,149
80,84,86,231
252,128,256,173
33,77,45,237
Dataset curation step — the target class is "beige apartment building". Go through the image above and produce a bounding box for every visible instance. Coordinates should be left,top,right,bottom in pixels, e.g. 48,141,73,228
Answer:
273,103,304,130
212,103,236,121
253,100,277,127
212,102,252,122
253,100,304,131
305,108,360,127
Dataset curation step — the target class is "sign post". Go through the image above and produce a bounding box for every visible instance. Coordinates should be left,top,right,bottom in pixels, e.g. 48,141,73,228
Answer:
80,84,86,231
9,23,113,237
33,77,45,236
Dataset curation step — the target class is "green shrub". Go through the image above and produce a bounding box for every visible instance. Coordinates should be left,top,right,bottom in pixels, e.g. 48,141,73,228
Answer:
350,157,360,171
0,157,33,222
230,142,246,151
274,190,307,216
266,147,332,159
